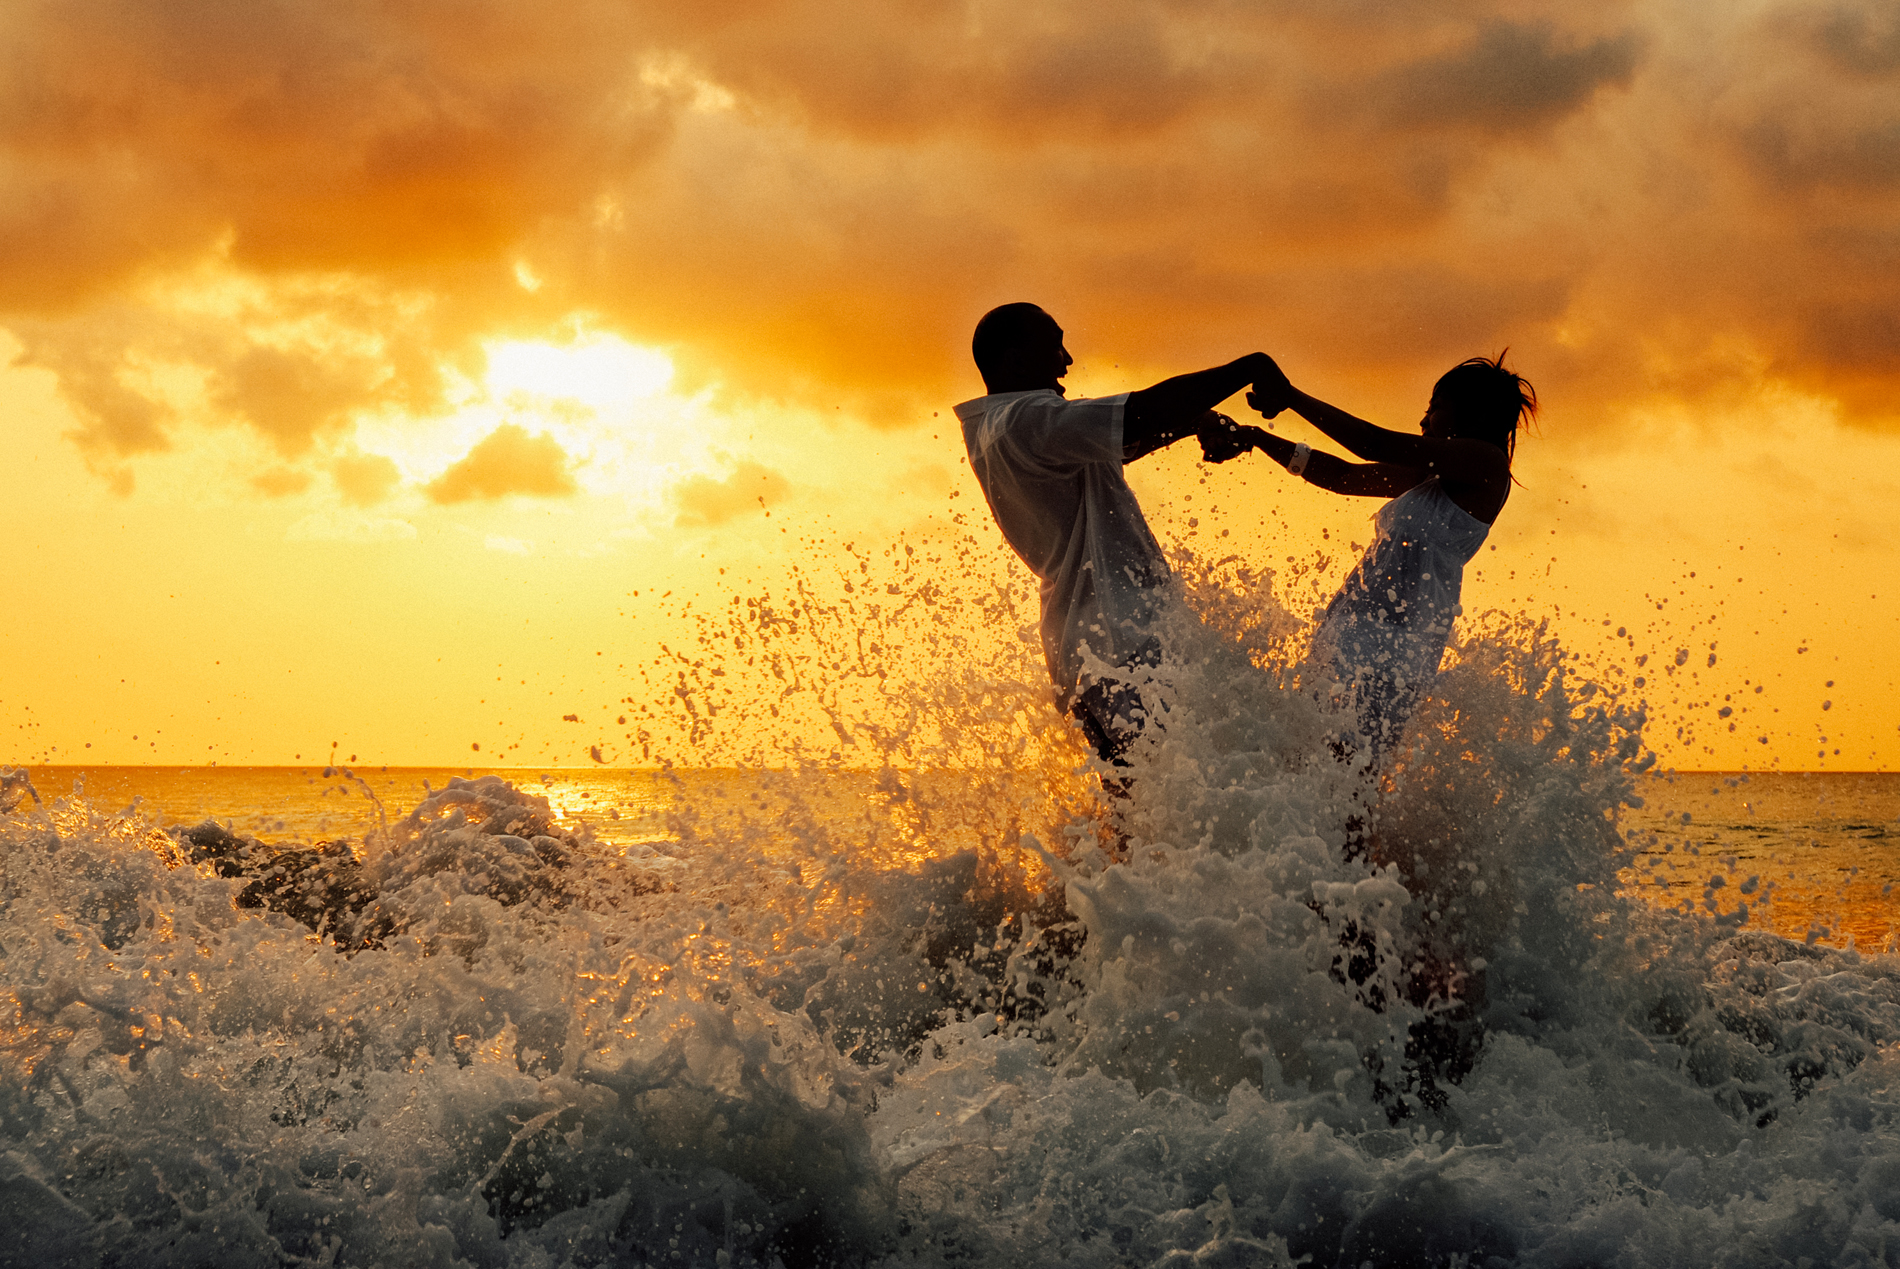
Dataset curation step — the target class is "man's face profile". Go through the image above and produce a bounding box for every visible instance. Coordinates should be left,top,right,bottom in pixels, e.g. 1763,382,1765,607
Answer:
972,302,1076,393
1028,315,1073,389
1005,311,1072,392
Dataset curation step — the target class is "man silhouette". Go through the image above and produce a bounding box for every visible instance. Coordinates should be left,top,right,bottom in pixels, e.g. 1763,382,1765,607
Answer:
953,302,1283,764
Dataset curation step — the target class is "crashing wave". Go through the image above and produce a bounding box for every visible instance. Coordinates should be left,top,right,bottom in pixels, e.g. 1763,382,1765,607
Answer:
3,550,1898,1267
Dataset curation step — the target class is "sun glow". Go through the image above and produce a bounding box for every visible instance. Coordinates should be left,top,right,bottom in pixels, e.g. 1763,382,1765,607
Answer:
346,327,730,513
483,335,674,412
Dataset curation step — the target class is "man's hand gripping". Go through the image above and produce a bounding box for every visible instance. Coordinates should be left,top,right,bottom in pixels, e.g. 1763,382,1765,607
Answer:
1199,355,1293,463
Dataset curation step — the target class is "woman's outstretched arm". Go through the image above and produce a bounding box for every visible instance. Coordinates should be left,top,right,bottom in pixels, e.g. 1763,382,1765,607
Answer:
1216,423,1425,498
1247,386,1505,484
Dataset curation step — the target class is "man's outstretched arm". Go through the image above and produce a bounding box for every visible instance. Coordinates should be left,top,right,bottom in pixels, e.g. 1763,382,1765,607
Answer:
1122,353,1282,463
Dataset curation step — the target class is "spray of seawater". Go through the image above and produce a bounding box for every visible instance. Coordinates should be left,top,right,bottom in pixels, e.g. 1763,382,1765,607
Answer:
5,538,1900,1267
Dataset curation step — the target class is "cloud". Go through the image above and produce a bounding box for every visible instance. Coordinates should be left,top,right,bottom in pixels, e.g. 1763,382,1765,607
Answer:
1255,265,1573,372
426,423,578,503
0,0,676,302
1802,304,1900,379
1370,21,1643,134
213,344,380,454
673,461,790,528
9,307,186,460
1737,114,1900,194
11,275,457,462
6,0,1900,502
671,7,1233,142
1782,0,1900,76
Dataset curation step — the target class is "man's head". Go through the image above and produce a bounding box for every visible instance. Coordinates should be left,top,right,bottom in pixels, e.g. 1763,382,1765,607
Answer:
1423,353,1538,458
972,303,1073,394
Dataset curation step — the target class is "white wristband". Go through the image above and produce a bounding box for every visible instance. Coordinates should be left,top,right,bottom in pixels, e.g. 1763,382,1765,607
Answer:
1287,442,1311,476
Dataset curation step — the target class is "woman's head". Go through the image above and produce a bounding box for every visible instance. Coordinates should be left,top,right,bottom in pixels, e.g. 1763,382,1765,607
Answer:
1425,353,1537,458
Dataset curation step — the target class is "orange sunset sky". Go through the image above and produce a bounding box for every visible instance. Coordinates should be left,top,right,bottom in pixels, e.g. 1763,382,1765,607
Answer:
2,0,1896,770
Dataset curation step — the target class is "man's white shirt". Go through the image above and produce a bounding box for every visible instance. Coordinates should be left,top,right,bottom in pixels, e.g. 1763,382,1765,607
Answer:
953,388,1172,704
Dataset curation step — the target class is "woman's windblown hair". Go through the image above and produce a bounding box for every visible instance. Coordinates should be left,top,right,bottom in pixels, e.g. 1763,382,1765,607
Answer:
1434,353,1538,460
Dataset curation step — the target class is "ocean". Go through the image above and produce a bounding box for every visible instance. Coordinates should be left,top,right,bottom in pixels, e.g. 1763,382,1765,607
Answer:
4,600,1899,1266
22,764,1900,952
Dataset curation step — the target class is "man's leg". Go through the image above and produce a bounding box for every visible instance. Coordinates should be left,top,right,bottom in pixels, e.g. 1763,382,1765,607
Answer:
1080,638,1164,758
1071,674,1145,766
1069,676,1145,856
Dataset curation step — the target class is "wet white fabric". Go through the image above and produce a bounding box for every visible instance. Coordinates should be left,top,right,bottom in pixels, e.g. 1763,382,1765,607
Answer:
1309,476,1492,756
954,388,1170,704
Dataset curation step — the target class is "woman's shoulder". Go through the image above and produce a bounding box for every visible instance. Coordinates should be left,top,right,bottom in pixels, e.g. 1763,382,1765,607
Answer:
1403,475,1499,529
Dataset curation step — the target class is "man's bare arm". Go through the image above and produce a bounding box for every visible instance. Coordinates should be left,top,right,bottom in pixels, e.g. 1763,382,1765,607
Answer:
1122,353,1279,463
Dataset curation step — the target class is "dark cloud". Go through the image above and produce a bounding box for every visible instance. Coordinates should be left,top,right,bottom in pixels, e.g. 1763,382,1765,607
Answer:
1803,305,1900,375
673,461,790,528
1719,3,1900,198
426,424,577,503
680,6,1232,141
1372,21,1643,133
0,0,676,295
1738,115,1900,193
1786,0,1900,75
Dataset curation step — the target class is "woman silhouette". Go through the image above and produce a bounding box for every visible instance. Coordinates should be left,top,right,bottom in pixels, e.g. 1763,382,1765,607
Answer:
1237,354,1538,769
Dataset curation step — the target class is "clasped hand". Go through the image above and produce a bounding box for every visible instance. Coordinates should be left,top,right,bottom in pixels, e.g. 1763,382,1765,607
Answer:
1197,411,1273,464
1245,353,1293,420
1198,354,1292,463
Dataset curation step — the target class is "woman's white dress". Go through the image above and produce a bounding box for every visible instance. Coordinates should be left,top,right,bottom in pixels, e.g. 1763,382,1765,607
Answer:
1308,477,1492,762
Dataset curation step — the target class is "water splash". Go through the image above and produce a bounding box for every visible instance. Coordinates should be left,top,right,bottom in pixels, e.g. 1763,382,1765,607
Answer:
4,545,1899,1266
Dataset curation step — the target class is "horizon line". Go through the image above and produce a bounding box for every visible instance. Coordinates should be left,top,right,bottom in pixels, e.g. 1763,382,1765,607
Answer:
9,762,1896,776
